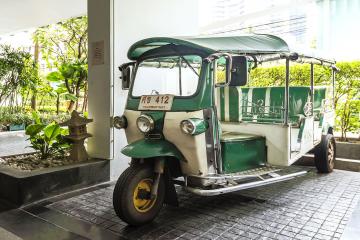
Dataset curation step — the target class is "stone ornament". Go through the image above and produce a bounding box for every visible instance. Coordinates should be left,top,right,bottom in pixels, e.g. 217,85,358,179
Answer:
60,111,93,162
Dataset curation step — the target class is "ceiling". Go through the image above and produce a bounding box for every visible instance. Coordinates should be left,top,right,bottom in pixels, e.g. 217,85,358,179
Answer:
0,0,87,35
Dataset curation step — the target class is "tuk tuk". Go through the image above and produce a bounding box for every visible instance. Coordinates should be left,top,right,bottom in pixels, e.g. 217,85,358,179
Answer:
112,34,337,226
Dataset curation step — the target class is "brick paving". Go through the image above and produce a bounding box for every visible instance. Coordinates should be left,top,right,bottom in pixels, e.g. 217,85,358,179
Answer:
49,168,360,240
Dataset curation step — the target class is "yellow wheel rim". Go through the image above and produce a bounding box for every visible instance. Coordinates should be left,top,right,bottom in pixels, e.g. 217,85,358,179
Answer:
133,178,156,213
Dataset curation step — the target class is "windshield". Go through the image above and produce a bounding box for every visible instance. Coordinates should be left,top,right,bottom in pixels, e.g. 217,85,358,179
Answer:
131,55,202,97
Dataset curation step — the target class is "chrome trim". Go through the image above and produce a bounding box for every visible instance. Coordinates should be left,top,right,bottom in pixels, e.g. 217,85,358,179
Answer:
184,171,307,196
136,114,154,133
180,119,196,135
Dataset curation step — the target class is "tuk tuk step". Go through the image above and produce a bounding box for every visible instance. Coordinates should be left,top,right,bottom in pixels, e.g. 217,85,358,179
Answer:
184,170,307,196
186,165,292,187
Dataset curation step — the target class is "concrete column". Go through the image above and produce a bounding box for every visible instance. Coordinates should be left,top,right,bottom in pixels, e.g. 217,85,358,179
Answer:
88,0,200,180
87,0,113,160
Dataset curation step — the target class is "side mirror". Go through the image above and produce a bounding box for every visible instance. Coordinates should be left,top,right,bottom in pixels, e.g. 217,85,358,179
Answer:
209,53,232,87
229,56,248,87
119,62,135,90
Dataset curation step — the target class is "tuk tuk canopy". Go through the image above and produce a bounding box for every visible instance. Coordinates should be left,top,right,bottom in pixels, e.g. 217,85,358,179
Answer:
128,34,290,60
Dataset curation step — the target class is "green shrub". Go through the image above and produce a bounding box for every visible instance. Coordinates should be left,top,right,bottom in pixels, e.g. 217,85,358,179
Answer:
25,115,70,159
0,112,33,126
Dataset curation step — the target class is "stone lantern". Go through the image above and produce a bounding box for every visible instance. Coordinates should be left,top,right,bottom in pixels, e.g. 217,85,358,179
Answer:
60,111,93,162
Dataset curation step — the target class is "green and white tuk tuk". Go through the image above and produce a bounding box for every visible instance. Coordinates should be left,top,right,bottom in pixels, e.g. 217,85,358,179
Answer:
112,34,337,226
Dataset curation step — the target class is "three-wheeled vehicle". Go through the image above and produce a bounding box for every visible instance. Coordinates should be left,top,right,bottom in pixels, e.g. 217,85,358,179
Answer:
112,34,338,225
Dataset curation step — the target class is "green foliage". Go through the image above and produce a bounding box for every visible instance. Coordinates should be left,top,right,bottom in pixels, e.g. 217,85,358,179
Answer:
26,113,70,159
0,45,39,106
336,100,360,140
0,111,33,126
33,16,88,65
250,63,331,87
34,16,88,112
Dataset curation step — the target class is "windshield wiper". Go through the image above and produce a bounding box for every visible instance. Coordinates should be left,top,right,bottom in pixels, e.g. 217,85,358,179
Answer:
179,55,199,77
169,44,199,77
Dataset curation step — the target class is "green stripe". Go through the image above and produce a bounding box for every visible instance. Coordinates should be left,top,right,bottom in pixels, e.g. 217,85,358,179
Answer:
228,87,239,122
220,87,225,121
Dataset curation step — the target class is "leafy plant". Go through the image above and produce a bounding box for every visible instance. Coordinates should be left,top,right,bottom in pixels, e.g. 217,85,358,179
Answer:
25,113,70,159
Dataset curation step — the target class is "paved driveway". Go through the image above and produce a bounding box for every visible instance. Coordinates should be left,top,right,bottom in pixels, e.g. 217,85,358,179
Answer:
49,167,360,240
0,131,33,157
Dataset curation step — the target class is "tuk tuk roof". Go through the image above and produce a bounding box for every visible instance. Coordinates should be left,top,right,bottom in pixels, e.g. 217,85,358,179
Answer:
128,34,290,60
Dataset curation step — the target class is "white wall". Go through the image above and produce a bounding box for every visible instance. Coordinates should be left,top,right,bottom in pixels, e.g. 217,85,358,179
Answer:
88,0,200,180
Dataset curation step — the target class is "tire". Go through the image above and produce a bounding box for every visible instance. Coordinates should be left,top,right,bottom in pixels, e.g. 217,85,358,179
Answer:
113,164,165,226
314,134,336,173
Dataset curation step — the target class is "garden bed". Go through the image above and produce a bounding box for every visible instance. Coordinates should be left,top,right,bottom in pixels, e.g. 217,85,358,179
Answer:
0,157,110,207
0,152,75,171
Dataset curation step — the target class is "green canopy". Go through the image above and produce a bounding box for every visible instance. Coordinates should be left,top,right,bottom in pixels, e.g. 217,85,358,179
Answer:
128,34,290,60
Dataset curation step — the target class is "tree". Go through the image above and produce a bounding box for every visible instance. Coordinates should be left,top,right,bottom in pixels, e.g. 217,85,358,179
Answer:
33,16,88,112
0,44,39,112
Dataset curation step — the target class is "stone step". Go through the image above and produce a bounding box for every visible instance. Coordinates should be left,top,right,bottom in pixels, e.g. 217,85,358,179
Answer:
336,142,360,160
296,154,360,172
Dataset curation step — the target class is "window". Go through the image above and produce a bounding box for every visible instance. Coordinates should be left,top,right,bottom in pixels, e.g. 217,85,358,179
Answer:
132,55,202,97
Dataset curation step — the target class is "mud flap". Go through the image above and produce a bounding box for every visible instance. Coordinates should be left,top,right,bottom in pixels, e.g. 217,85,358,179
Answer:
163,167,179,207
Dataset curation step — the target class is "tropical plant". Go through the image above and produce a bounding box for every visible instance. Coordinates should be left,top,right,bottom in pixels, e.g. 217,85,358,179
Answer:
33,16,88,112
25,113,70,159
46,62,87,112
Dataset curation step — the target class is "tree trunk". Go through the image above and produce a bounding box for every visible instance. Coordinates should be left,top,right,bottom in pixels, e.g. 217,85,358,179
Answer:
56,95,60,115
31,41,40,110
68,101,75,112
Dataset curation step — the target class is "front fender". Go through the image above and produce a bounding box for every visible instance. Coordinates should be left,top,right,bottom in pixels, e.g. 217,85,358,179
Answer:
121,139,186,162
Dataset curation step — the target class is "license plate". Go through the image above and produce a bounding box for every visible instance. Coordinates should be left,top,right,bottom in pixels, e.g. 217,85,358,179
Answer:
138,95,174,111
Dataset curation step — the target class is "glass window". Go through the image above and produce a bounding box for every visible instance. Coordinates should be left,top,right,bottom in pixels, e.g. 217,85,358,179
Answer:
132,55,202,97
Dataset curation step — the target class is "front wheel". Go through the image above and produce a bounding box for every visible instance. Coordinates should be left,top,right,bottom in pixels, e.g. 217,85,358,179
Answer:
113,164,165,226
314,134,336,173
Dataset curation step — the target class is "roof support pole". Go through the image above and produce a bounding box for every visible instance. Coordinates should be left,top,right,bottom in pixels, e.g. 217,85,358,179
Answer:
178,58,182,96
332,69,336,108
310,63,314,116
284,58,290,126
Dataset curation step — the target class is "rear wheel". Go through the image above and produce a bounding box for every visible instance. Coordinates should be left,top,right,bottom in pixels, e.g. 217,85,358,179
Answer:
315,134,336,173
113,164,165,226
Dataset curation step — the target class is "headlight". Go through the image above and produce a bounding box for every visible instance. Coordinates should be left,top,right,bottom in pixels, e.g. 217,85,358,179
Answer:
180,119,195,134
113,115,127,129
180,118,208,135
136,114,154,133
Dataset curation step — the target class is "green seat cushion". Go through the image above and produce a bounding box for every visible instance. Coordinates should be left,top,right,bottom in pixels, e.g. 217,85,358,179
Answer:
221,132,262,142
217,86,311,124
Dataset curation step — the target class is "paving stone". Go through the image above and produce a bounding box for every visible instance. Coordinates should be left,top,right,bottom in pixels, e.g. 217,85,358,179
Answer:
48,168,360,239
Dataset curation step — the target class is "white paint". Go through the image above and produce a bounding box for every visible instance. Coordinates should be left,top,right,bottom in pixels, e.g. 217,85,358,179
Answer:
236,87,243,121
264,87,271,114
224,87,230,121
123,110,143,144
247,88,253,114
163,111,209,176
